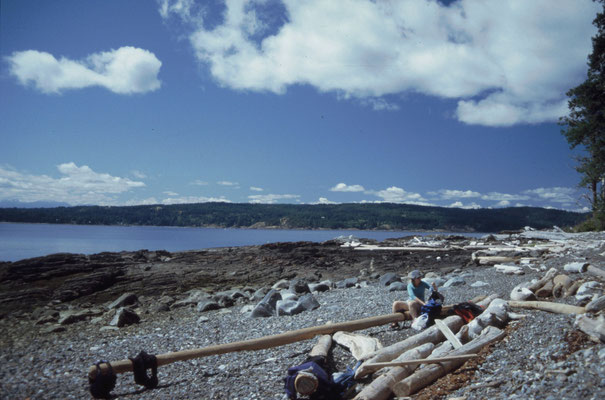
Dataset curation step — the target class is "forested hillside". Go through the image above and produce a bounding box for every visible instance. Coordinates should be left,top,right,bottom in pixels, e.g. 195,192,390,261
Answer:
0,203,588,232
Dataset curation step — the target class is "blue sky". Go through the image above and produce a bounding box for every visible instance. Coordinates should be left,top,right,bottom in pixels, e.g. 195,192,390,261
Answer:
0,0,600,211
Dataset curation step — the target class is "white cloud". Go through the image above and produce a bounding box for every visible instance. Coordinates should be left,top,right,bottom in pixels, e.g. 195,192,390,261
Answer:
124,195,231,205
7,47,162,94
481,192,530,202
315,197,338,204
250,186,264,192
449,201,481,209
0,163,145,205
523,187,576,204
217,180,239,186
163,0,599,126
248,193,300,204
131,170,147,179
191,179,209,186
432,189,481,200
371,186,427,204
496,200,511,207
330,183,365,192
163,191,179,196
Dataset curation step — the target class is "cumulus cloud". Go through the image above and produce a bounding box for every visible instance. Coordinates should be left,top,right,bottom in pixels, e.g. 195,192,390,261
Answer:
315,197,338,205
481,192,530,202
250,186,264,192
217,180,239,186
523,187,576,204
0,163,145,205
371,186,427,204
7,47,162,94
124,195,231,205
449,201,481,209
330,183,365,192
431,189,481,200
161,0,598,126
248,193,300,204
191,179,209,186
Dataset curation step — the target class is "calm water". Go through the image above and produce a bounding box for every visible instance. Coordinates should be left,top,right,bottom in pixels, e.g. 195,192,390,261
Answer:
0,223,485,262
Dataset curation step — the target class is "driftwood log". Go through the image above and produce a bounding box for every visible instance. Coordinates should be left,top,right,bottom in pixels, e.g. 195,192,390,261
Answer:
354,315,465,379
565,279,585,297
88,311,410,379
294,335,332,396
364,354,477,369
434,319,463,349
552,274,573,298
332,331,382,360
475,256,516,265
587,264,605,279
392,326,506,396
535,280,554,298
585,295,605,313
528,268,557,292
352,343,435,400
575,314,605,342
355,294,497,379
508,300,586,315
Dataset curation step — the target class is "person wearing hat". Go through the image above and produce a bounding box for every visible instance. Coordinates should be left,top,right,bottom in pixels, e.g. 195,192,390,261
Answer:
391,269,437,326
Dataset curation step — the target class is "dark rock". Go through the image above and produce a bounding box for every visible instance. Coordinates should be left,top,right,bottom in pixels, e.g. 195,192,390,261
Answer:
289,278,310,294
380,272,400,287
308,282,330,293
388,281,407,292
107,293,138,310
110,307,140,327
336,277,358,289
197,299,220,312
58,309,102,325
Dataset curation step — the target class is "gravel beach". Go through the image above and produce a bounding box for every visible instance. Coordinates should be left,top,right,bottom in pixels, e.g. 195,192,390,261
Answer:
1,230,604,399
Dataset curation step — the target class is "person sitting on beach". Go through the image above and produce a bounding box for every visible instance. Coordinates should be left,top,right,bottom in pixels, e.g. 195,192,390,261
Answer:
391,269,437,327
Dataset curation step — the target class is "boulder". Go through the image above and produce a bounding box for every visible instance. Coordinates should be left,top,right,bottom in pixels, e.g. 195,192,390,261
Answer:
443,277,466,287
276,294,320,316
197,299,220,312
336,277,358,289
470,281,490,288
58,309,103,325
172,290,211,308
250,289,282,318
107,293,138,310
379,273,400,287
388,282,407,292
110,307,140,327
250,288,269,303
272,279,290,290
308,282,330,293
279,290,299,302
289,278,310,294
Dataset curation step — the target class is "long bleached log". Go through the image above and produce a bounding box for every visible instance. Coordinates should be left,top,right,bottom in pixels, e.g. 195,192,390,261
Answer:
333,331,382,360
475,256,516,265
508,300,586,315
355,294,497,379
354,315,464,379
353,343,434,400
392,326,506,397
587,264,605,279
308,335,332,358
528,268,557,292
363,355,477,370
585,295,605,313
88,311,410,379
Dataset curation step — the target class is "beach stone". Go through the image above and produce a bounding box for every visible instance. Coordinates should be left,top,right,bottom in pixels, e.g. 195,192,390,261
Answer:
149,302,170,313
336,277,358,289
250,288,269,303
58,309,102,325
110,307,140,327
272,279,290,290
214,289,247,301
289,278,310,294
388,281,407,292
424,277,446,287
197,299,220,312
107,292,138,310
308,282,330,293
380,272,400,287
172,290,211,308
471,281,490,288
35,310,59,325
297,293,320,312
40,324,66,334
443,277,466,287
279,290,298,301
250,289,282,318
276,299,300,316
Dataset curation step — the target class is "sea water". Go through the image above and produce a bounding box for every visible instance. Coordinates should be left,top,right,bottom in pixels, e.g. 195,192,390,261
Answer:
0,222,486,262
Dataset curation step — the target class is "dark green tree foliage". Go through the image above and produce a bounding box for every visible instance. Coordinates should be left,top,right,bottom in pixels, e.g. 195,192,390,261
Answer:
0,203,587,232
561,0,605,229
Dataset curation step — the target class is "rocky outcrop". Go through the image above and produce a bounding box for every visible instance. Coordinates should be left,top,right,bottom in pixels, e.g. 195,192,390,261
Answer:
0,240,472,314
